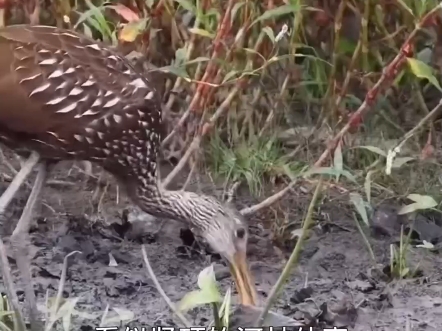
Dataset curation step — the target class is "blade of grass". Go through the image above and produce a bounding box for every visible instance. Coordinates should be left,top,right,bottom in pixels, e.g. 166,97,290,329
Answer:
256,176,323,326
0,238,26,331
45,250,81,331
141,245,191,327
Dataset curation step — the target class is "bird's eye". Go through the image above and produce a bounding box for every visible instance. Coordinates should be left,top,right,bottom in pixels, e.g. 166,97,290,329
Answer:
235,228,246,239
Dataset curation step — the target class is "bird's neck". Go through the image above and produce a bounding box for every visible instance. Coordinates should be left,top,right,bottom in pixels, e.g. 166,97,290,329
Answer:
142,188,194,223
123,179,203,226
108,164,215,227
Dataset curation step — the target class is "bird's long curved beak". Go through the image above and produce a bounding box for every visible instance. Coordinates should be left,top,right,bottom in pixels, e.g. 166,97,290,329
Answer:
229,251,257,306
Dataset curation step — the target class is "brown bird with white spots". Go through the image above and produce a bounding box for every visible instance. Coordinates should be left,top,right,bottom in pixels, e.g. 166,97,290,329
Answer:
0,24,257,308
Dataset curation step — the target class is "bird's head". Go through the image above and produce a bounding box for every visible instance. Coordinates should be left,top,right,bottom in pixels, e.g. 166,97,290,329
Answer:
135,188,258,306
185,194,258,306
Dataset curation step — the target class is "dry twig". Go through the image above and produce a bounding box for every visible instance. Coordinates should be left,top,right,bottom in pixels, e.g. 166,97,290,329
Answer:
256,177,323,326
141,245,191,327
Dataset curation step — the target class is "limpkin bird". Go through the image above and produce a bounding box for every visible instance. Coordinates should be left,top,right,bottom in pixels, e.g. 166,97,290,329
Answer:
0,25,257,307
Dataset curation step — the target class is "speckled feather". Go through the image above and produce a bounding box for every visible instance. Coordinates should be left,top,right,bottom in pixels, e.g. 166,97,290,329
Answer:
0,25,250,260
0,25,162,191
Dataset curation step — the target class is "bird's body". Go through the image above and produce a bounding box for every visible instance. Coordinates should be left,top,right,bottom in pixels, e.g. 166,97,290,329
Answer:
0,25,161,199
0,25,221,225
0,25,257,308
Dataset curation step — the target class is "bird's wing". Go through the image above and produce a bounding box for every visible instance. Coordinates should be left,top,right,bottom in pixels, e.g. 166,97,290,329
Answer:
0,25,163,141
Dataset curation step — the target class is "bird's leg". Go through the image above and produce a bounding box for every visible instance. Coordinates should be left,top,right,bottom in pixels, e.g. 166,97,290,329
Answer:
0,151,41,215
9,161,47,331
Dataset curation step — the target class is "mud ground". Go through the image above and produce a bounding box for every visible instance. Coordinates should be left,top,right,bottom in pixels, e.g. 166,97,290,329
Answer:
0,153,441,331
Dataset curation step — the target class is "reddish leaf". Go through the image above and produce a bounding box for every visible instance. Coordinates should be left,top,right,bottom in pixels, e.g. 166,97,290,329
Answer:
314,11,330,27
420,143,434,160
348,112,362,133
422,12,439,28
108,4,140,22
403,43,413,57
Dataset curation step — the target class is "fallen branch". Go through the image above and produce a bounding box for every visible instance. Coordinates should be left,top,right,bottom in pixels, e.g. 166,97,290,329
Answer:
240,179,298,216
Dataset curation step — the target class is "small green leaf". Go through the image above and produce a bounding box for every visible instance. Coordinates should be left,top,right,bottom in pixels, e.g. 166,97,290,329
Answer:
161,64,190,79
385,148,396,175
350,192,369,226
407,58,442,92
178,265,222,312
174,0,196,13
398,194,437,215
398,203,419,215
242,48,266,61
231,2,246,25
56,298,79,331
416,240,434,249
262,26,275,43
400,267,410,278
364,170,373,204
407,193,437,205
334,169,356,183
222,70,238,84
175,47,187,65
188,28,215,39
82,24,93,39
118,18,148,42
338,38,357,55
178,289,222,312
186,56,211,65
197,264,217,290
252,4,298,25
219,286,232,328
333,141,343,181
103,307,135,325
80,0,113,41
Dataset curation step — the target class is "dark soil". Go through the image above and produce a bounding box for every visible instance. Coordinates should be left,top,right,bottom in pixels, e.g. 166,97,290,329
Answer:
0,154,442,331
